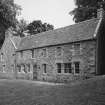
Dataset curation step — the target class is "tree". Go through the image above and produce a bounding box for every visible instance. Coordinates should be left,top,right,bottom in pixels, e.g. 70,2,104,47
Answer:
14,19,28,37
0,0,21,29
70,0,105,23
27,20,54,35
0,0,21,47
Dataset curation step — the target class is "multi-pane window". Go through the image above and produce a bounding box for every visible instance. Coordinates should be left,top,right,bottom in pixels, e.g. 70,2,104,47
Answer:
64,63,72,73
56,47,62,57
42,64,47,73
57,63,62,73
74,62,80,73
73,43,81,55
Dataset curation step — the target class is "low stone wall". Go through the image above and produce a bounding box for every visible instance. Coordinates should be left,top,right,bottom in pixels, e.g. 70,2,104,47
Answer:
16,72,33,80
0,72,15,79
39,73,95,83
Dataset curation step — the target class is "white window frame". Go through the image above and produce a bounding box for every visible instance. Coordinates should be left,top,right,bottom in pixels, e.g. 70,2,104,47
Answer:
64,63,72,74
74,62,80,75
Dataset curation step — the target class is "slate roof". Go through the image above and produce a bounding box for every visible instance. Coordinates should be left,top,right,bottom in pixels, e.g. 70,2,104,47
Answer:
17,18,100,51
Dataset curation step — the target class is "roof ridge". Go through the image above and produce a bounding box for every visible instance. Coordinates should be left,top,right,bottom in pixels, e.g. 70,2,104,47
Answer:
22,18,99,40
18,18,99,51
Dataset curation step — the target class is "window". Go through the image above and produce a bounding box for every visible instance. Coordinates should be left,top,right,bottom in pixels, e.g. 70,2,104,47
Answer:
20,51,23,58
74,62,80,74
17,65,21,72
27,64,30,72
42,64,47,73
2,65,5,73
64,63,72,73
11,64,14,72
1,53,3,61
57,63,61,73
56,47,62,57
21,64,26,73
32,49,34,58
42,49,47,57
73,43,81,55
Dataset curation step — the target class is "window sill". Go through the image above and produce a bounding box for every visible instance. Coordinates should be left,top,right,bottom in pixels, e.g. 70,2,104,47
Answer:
73,73,80,75
18,72,25,74
43,73,47,75
63,73,72,75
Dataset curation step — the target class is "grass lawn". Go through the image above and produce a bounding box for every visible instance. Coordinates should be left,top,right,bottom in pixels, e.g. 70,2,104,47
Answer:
0,76,105,105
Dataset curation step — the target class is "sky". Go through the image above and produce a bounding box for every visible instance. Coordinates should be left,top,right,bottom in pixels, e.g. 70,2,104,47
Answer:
14,0,75,29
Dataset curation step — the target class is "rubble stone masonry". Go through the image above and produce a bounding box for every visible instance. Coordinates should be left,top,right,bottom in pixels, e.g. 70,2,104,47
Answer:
16,39,96,82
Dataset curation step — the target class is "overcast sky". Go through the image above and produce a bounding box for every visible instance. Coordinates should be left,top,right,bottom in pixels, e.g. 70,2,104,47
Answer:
14,0,75,28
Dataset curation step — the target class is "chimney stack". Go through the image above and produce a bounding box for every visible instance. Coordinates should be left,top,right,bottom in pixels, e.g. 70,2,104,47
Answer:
97,5,105,19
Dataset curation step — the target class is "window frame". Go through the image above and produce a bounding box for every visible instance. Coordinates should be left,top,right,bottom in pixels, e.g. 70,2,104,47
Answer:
56,63,62,73
2,64,6,73
42,64,47,74
64,63,72,73
74,62,80,74
32,49,34,58
1,53,3,62
72,43,81,55
27,64,31,72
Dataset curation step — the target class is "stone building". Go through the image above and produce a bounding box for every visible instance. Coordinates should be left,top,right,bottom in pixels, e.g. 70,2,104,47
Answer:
0,28,21,79
15,9,105,82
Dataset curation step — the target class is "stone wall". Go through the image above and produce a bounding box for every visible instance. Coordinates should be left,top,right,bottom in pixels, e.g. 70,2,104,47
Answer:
0,29,21,79
16,39,96,82
0,37,16,78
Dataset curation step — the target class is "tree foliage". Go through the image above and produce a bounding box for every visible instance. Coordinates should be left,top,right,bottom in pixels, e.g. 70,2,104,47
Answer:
0,0,21,48
0,0,21,29
13,19,28,37
27,20,54,35
70,0,105,23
